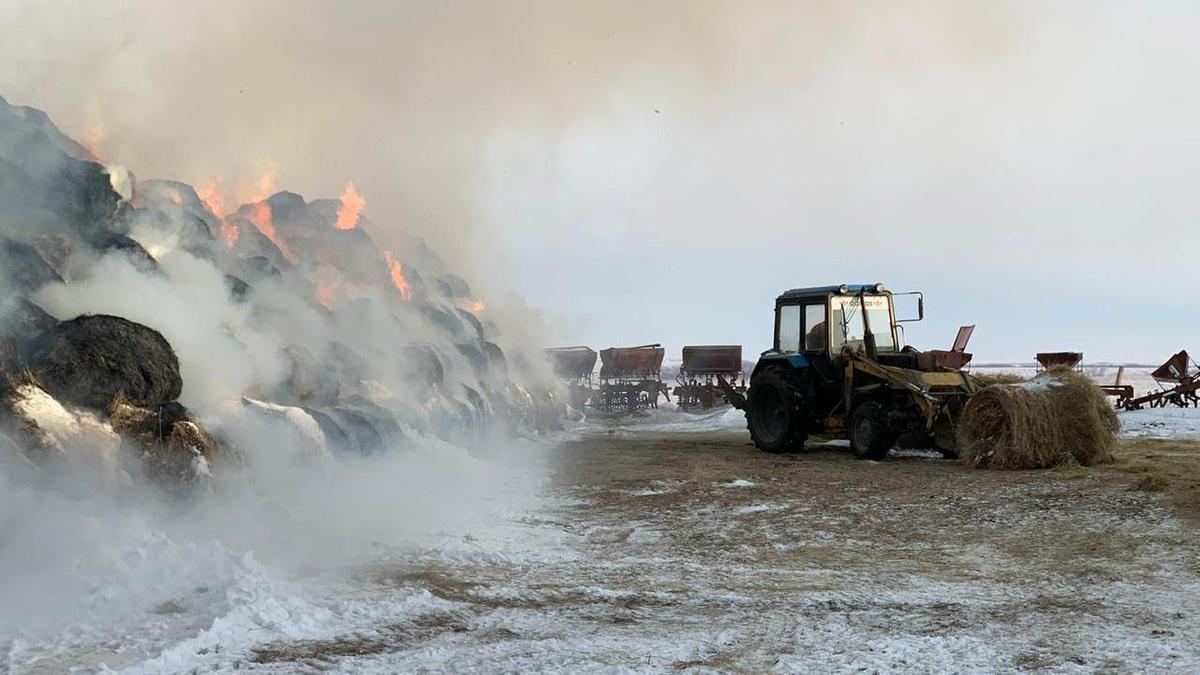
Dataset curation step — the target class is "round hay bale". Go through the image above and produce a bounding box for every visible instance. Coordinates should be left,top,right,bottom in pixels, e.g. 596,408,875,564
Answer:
958,367,1118,470
29,314,182,410
333,395,405,455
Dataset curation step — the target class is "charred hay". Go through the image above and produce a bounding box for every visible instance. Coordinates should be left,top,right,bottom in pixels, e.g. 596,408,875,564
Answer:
95,231,160,273
0,298,58,373
401,344,445,389
29,314,182,409
1,239,62,293
107,396,218,487
329,399,407,456
958,366,1118,470
0,95,121,240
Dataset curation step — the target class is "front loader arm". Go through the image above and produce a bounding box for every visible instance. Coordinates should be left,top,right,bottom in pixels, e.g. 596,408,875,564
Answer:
844,350,939,429
717,375,747,410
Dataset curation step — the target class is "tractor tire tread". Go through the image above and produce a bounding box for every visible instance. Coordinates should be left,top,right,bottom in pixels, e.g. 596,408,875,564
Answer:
745,365,809,453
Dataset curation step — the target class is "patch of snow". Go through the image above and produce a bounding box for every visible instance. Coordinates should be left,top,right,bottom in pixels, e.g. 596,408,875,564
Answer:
11,384,121,467
716,478,755,488
578,403,746,435
240,397,329,457
733,502,787,516
1120,407,1200,439
891,448,944,459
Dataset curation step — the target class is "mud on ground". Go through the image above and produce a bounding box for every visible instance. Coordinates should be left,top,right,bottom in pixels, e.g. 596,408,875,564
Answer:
253,431,1200,672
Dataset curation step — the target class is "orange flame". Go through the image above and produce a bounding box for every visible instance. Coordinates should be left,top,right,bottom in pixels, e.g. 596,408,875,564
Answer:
383,250,412,300
248,201,296,263
335,182,365,230
197,180,226,218
316,281,337,311
462,299,486,314
197,179,238,248
165,187,184,205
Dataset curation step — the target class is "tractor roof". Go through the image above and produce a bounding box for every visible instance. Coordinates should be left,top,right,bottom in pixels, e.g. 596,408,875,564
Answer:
777,284,882,301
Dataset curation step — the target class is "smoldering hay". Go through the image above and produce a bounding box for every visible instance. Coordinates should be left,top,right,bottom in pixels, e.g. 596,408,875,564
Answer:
958,367,1118,470
0,92,560,491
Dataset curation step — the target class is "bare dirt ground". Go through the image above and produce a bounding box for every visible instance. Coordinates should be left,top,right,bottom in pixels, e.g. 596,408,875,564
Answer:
246,430,1200,673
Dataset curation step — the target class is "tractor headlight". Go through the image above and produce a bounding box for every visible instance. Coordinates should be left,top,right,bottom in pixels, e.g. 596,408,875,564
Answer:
838,284,849,294
874,283,886,292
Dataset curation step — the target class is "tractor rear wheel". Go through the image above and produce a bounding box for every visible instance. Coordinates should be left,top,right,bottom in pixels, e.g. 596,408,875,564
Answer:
850,400,896,460
745,366,808,453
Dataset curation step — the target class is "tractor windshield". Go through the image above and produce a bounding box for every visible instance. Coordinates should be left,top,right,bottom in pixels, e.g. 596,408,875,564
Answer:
830,295,896,353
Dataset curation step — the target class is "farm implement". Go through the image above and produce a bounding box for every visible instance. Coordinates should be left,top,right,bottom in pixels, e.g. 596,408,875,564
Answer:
674,345,746,411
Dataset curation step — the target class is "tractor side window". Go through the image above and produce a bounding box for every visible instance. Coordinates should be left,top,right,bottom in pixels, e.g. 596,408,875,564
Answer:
803,303,826,351
777,304,801,353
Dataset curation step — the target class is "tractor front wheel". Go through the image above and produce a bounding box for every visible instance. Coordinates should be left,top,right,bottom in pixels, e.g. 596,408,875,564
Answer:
850,400,896,460
745,366,808,453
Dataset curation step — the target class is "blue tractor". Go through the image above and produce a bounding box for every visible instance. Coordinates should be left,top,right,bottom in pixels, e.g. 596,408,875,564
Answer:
720,284,976,459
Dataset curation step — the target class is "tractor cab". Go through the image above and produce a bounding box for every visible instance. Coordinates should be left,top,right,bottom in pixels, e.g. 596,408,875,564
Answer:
773,283,902,361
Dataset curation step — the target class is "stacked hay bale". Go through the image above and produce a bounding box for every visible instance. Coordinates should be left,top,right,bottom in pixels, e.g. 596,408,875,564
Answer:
9,314,221,490
28,314,182,410
958,366,1118,470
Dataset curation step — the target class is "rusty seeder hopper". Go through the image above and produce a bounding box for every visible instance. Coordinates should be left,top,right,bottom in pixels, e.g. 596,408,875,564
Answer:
596,344,667,412
674,345,746,411
1036,352,1083,371
1112,350,1200,411
544,346,597,409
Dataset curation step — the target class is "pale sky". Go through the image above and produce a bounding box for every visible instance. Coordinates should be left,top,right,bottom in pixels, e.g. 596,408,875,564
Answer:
2,1,1196,364
483,2,1200,363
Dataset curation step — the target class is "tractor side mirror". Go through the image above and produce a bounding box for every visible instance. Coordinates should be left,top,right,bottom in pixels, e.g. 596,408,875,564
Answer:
895,291,925,323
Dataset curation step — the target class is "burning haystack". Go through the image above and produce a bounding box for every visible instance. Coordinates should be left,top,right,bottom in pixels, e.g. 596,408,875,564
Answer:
958,367,1118,470
0,90,556,495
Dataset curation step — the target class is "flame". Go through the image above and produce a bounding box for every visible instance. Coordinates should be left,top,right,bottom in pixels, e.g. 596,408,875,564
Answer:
316,281,337,311
335,182,365,230
462,299,486,314
383,250,412,300
165,187,184,205
197,179,239,248
197,180,226,218
246,200,296,263
228,164,293,261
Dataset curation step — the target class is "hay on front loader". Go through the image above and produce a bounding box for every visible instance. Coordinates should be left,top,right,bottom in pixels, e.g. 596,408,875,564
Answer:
958,366,1118,470
970,371,1028,387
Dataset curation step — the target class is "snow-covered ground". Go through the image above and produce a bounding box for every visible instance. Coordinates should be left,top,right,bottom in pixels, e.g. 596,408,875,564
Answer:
4,390,1200,673
1120,407,1200,439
